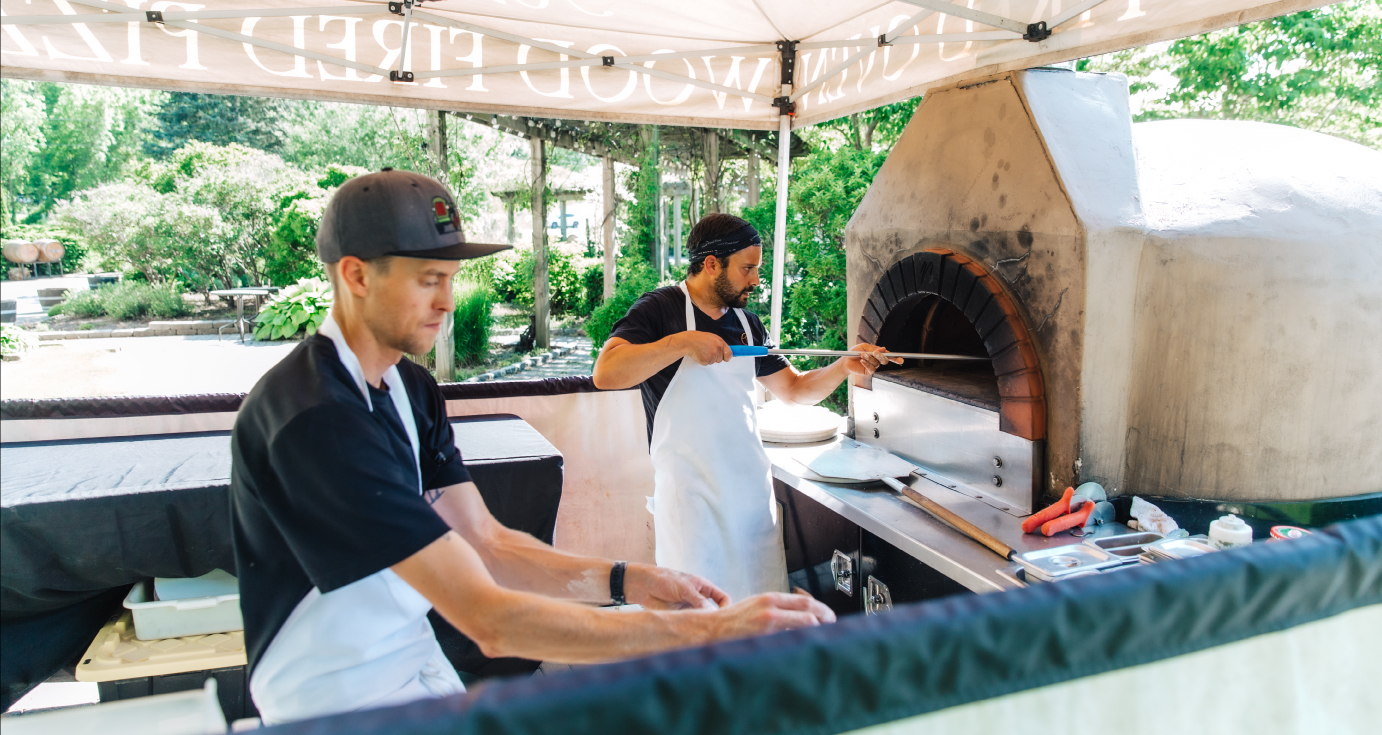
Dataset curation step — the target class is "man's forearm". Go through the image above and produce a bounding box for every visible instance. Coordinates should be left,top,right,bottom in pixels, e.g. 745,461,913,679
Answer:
774,359,850,405
592,337,684,390
468,586,716,663
479,525,616,603
430,483,615,602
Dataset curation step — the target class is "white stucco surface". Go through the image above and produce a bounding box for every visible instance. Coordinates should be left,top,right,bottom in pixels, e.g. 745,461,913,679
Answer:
850,70,1382,502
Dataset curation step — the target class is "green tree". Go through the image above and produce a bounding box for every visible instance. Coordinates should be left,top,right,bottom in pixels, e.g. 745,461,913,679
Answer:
820,98,921,151
55,180,224,285
145,92,284,157
744,144,886,353
3,81,156,222
1079,0,1382,148
0,80,46,224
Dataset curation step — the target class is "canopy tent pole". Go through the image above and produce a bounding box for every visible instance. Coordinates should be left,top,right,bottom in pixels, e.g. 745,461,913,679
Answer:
768,39,797,349
769,112,790,348
602,155,616,301
531,133,550,351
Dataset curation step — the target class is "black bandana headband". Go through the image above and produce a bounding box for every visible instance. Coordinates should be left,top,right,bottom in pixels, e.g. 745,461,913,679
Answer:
690,223,762,260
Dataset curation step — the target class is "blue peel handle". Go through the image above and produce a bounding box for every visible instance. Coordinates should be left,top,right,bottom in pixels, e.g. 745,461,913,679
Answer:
730,345,770,357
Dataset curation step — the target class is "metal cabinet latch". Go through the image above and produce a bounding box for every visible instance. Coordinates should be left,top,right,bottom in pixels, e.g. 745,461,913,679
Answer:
831,550,854,595
864,576,892,614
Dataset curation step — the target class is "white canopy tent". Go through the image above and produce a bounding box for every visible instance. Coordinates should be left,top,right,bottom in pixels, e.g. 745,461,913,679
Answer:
1,0,1327,345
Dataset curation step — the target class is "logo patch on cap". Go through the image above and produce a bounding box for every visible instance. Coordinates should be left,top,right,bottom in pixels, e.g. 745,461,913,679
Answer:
432,196,458,235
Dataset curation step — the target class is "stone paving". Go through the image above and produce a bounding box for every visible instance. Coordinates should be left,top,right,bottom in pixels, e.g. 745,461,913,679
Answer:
476,337,595,382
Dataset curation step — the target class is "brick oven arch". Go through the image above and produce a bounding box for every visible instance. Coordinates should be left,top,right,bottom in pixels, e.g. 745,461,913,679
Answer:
857,249,1046,441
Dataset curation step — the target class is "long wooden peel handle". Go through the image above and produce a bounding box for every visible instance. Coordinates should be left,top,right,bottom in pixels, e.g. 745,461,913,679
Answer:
881,477,1015,560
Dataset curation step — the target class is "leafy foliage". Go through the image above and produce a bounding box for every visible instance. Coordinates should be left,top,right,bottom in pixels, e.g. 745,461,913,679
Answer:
622,139,662,265
741,142,888,411
1,324,38,356
145,93,284,157
253,278,331,340
818,99,921,151
1079,0,1382,147
50,281,189,320
452,280,494,366
585,252,660,352
2,81,156,223
491,247,591,315
743,144,886,352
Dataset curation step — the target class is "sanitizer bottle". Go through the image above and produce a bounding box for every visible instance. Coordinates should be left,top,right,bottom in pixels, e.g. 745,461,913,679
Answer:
1209,514,1253,549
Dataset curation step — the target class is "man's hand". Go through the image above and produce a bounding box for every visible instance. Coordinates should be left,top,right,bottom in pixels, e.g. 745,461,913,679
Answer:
842,343,900,377
672,331,733,366
625,564,730,610
707,592,836,640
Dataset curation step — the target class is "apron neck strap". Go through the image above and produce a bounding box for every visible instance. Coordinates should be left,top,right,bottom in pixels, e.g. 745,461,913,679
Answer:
679,281,755,345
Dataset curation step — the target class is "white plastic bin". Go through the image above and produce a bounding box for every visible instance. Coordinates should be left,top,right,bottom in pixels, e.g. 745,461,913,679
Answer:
3,679,226,735
124,569,243,641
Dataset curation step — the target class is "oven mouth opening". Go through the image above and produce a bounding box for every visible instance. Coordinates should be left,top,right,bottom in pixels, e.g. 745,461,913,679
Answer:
874,295,998,412
857,249,1046,441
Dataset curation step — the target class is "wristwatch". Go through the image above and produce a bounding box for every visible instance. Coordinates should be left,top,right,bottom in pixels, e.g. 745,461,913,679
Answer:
610,561,627,606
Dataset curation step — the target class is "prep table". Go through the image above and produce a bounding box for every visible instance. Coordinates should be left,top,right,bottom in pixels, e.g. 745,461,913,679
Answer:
765,436,1134,612
0,414,563,706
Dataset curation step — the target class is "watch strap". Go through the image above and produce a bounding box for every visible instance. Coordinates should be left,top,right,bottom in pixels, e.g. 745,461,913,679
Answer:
610,561,627,606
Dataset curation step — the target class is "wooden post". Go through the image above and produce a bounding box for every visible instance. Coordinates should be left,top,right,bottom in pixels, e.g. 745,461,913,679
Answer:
602,155,616,300
746,148,760,209
504,195,516,244
431,110,455,383
705,130,721,213
673,194,684,265
531,135,550,351
558,199,569,240
691,179,700,228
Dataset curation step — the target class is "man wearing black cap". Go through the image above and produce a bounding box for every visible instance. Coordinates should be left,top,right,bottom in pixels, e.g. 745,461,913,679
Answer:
230,173,834,724
592,213,897,603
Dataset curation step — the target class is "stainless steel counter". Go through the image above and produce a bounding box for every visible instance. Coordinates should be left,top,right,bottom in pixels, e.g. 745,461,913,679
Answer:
765,437,1132,594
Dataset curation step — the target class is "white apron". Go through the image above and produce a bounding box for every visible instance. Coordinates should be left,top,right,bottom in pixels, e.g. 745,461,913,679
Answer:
251,312,464,725
647,283,788,602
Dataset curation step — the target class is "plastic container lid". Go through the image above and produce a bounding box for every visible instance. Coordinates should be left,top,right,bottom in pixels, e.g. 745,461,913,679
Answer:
1270,525,1311,541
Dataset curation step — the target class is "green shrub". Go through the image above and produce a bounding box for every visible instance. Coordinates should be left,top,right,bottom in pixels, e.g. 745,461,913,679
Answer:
586,257,659,355
49,281,190,320
452,280,493,366
1,324,37,355
263,192,327,286
52,288,106,318
578,262,604,317
254,278,331,340
491,248,588,315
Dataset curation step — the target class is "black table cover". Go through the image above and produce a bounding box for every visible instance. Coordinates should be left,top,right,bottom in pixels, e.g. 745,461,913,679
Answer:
0,414,562,709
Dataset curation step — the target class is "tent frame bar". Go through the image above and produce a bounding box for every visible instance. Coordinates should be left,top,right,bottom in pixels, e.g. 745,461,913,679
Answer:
897,0,1028,35
8,0,1108,107
789,6,935,103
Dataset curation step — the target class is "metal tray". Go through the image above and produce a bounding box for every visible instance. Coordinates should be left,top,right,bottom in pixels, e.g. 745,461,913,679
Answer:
1084,531,1165,558
1147,536,1217,561
1014,543,1122,581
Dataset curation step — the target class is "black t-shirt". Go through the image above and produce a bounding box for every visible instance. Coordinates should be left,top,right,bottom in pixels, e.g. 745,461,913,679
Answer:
229,335,471,674
609,285,790,441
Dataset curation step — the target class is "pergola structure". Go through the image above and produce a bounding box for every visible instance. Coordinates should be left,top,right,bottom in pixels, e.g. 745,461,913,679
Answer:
2,0,1328,358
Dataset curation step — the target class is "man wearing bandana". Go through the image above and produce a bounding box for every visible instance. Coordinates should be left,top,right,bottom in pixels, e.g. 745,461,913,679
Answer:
593,214,897,602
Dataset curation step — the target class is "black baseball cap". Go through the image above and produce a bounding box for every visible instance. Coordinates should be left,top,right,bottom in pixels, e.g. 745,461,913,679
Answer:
316,168,510,263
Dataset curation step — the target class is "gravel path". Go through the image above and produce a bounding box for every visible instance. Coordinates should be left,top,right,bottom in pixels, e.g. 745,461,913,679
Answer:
1,335,300,401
